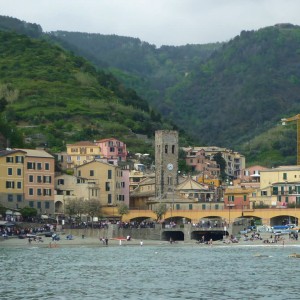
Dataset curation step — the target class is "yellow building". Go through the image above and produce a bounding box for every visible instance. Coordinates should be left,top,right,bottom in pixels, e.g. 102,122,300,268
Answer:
0,149,26,210
75,160,127,207
66,141,102,169
0,148,55,215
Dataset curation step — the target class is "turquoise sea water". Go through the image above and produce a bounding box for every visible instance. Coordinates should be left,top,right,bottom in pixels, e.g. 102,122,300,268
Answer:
1,244,300,300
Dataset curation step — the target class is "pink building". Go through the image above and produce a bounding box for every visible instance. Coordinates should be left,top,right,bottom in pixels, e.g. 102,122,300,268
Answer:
95,138,127,163
239,165,268,183
184,148,220,178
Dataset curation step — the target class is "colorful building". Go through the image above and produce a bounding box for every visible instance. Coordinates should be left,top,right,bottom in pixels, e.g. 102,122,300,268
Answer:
75,160,129,207
0,148,55,215
95,138,127,164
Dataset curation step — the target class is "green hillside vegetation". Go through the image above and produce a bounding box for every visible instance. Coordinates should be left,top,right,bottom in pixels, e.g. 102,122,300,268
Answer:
1,15,299,167
48,31,222,111
0,30,182,154
47,26,300,166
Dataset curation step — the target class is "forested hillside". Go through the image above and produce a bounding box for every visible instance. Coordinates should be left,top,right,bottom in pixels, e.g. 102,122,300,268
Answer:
1,15,300,166
48,31,221,111
0,30,183,154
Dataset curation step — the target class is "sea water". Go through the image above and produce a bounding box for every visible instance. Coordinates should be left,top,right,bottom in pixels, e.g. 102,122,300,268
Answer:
1,244,300,300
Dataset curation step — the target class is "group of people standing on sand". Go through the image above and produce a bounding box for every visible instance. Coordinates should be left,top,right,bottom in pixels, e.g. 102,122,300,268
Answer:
99,237,109,245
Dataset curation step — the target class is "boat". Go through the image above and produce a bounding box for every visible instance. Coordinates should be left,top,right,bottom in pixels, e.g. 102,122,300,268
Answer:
288,253,300,258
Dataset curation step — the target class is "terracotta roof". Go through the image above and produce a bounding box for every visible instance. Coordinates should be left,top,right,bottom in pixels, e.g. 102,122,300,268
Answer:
96,138,121,143
177,177,208,191
67,141,96,146
15,148,54,158
0,149,26,157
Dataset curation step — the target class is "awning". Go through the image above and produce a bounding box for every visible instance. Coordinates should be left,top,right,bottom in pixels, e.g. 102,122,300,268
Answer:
41,215,49,219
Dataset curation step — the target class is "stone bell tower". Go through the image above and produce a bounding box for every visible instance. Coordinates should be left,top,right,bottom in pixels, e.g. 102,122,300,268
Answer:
155,130,178,198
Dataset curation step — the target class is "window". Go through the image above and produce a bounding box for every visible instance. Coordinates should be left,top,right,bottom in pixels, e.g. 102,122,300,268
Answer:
37,202,41,209
105,182,110,191
108,170,112,179
17,168,22,176
109,147,115,152
118,195,125,201
90,170,94,176
78,170,81,177
108,194,112,204
37,163,42,170
58,179,64,185
215,204,219,210
77,156,80,161
15,156,24,163
45,163,50,170
17,195,22,202
6,156,13,163
27,162,35,170
202,204,206,210
7,168,12,176
165,145,168,154
29,188,34,196
43,176,51,183
37,189,42,196
8,194,13,202
29,175,34,183
17,182,22,189
285,196,289,203
45,202,50,209
37,176,42,183
29,201,34,208
273,187,278,195
228,195,235,202
244,195,247,201
189,204,193,210
44,189,51,196
261,191,267,196
172,145,175,154
283,173,287,180
6,181,14,189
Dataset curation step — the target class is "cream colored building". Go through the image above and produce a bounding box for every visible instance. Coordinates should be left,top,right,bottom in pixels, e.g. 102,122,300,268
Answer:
74,160,128,207
249,166,300,208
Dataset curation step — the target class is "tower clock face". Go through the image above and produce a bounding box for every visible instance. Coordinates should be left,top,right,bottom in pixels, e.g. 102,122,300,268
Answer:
167,163,173,171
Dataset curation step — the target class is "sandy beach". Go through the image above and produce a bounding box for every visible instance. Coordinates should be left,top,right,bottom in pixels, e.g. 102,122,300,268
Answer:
0,234,168,248
1,231,300,248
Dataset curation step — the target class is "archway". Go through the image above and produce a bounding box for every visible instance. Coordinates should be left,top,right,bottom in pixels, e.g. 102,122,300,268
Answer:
55,201,63,214
191,230,225,242
271,215,297,227
161,230,184,242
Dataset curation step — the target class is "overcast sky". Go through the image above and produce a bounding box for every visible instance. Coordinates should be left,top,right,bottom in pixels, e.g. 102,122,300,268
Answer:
1,0,300,46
